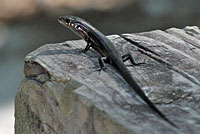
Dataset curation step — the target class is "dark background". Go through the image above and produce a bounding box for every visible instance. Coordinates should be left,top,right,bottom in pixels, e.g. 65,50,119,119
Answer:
0,0,200,133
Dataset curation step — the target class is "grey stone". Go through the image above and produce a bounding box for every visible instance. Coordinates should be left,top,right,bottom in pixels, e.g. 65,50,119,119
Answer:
15,27,200,134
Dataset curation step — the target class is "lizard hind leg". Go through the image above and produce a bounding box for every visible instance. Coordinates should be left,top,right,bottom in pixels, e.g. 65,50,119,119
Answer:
97,57,111,73
122,54,145,66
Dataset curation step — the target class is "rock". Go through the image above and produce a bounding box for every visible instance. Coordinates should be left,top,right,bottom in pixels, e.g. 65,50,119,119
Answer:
15,27,200,134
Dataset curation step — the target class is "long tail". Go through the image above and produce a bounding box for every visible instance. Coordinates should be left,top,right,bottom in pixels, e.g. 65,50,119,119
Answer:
115,62,178,128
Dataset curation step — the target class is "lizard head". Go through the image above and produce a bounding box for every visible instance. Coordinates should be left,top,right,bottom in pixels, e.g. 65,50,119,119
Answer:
58,15,89,39
58,16,75,27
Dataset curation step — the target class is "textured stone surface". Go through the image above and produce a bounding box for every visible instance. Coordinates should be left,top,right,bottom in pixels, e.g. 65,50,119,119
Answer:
15,26,200,134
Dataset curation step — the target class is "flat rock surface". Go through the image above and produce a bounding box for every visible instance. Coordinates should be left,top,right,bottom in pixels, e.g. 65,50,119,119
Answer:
15,26,200,134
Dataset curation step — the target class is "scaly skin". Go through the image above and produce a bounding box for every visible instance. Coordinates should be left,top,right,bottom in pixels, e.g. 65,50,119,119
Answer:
58,15,178,129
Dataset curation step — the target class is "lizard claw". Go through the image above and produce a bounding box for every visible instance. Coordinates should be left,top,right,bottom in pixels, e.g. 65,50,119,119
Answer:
95,67,106,75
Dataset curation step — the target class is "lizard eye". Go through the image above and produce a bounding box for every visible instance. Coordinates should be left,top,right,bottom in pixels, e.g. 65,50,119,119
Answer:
65,18,70,23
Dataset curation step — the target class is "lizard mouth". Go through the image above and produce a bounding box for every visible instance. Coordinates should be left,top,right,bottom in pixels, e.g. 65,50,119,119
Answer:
58,16,71,27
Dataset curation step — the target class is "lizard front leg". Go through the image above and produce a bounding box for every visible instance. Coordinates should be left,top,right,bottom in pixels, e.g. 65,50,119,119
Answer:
82,37,93,53
122,54,145,66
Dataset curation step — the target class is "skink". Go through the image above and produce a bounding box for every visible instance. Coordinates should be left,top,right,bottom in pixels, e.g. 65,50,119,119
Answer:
58,15,178,129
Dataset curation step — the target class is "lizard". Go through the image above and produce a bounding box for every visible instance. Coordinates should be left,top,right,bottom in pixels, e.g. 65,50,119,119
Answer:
57,15,178,129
